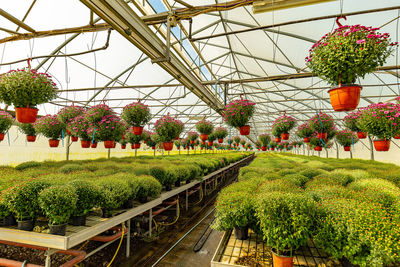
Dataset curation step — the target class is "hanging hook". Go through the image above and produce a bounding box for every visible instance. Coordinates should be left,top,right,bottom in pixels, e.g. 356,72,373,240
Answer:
27,58,32,70
336,16,347,27
138,98,141,103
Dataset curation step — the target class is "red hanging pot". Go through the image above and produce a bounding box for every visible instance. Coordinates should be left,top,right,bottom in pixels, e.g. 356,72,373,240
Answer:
202,141,206,145
134,143,141,149
317,132,327,139
67,129,72,135
357,132,367,139
261,146,267,151
328,84,362,111
208,141,213,146
190,140,195,144
344,146,351,151
275,137,281,143
200,134,208,141
304,137,310,143
239,125,250,136
91,142,97,148
81,140,91,148
121,144,126,149
271,147,275,151
26,135,36,142
281,133,289,140
112,142,116,148
152,145,156,150
163,142,173,151
15,107,38,123
71,136,78,142
314,146,322,151
394,134,400,139
373,139,390,152
0,133,4,141
272,250,293,267
133,126,143,135
104,140,115,149
218,138,223,143
49,139,59,148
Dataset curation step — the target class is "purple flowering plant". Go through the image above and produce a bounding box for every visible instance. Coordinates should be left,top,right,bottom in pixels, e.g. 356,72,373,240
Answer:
0,111,13,133
125,127,145,144
154,114,183,142
33,115,64,139
296,123,314,139
271,114,296,136
336,129,359,147
213,127,228,139
18,123,36,136
223,99,256,128
308,112,335,133
344,110,363,132
57,105,85,125
196,119,214,135
306,24,397,85
67,115,92,141
93,114,124,141
121,101,151,127
187,131,199,141
85,104,115,124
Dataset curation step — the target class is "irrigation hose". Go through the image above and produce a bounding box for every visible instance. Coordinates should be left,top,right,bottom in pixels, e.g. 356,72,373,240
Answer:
159,199,180,226
193,186,204,206
106,223,125,267
152,218,158,232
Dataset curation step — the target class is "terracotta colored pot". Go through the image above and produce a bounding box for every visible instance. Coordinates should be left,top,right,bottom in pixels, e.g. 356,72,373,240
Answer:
91,142,97,148
104,140,115,148
152,146,156,150
261,146,267,151
112,142,116,148
314,146,322,151
67,129,71,135
134,143,141,149
133,126,143,135
218,138,223,143
344,146,351,151
394,134,400,139
190,140,195,144
0,133,4,141
317,132,327,139
275,137,281,143
163,142,173,151
49,139,59,148
328,84,362,111
281,133,289,140
26,135,36,142
303,137,310,143
271,147,275,151
373,139,390,152
239,125,250,135
121,144,126,149
15,107,38,123
208,141,213,146
202,141,206,146
272,250,293,267
200,134,208,141
81,140,91,148
357,132,367,139
71,136,78,142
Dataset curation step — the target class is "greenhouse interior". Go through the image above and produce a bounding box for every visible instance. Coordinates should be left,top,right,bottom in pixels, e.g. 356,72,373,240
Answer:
0,0,400,266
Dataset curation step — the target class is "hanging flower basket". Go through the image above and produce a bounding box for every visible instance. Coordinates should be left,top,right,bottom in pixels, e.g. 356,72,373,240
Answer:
49,139,60,148
133,126,143,135
239,125,250,136
373,139,391,151
218,138,224,143
0,133,4,141
275,137,281,143
272,114,296,140
304,137,310,143
15,107,38,123
344,146,351,151
336,129,358,150
57,105,85,130
281,133,289,140
133,143,141,149
163,142,173,151
261,146,267,151
214,127,228,142
155,114,183,142
357,132,367,139
271,147,275,151
104,140,115,148
200,134,208,141
121,101,151,134
394,134,400,139
306,24,397,111
314,146,322,151
91,142,97,148
196,119,214,139
0,111,13,142
208,141,213,146
81,140,91,148
33,115,64,145
71,136,78,142
26,135,36,142
121,144,126,149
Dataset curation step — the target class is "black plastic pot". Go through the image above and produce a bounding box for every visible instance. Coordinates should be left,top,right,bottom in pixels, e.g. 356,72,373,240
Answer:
138,195,148,203
123,198,134,209
49,224,67,236
71,215,86,226
101,208,112,218
186,179,192,184
234,226,249,240
341,257,360,267
165,184,172,191
174,180,181,187
17,219,34,231
3,215,16,226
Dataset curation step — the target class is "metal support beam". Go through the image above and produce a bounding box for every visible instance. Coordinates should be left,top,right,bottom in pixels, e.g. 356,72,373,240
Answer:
0,8,36,33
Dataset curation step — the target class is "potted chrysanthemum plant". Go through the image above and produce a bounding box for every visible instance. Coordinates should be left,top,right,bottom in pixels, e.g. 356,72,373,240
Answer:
308,112,335,139
272,114,296,140
67,115,93,148
121,101,151,135
57,105,85,142
93,114,125,148
214,127,228,143
306,24,397,111
187,131,199,144
33,115,64,147
296,123,313,143
258,133,271,151
335,129,359,151
0,111,13,142
344,110,367,139
223,99,256,135
196,119,214,141
18,123,36,142
154,114,183,151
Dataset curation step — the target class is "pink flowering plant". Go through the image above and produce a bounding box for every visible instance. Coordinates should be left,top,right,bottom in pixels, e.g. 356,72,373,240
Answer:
396,96,400,104
85,104,115,124
121,101,151,127
357,102,400,140
344,110,363,132
0,68,58,108
146,132,157,147
67,115,92,141
154,114,183,142
296,123,314,139
57,105,85,126
308,112,334,133
196,119,214,135
18,123,36,136
233,136,241,145
309,134,324,148
214,127,228,139
33,115,64,139
187,131,199,141
336,129,359,147
223,99,256,128
0,111,13,133
272,114,296,136
93,114,124,141
258,133,271,146
125,127,144,144
306,25,397,85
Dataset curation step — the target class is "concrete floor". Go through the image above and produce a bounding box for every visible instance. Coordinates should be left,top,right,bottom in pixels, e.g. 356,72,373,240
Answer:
156,212,223,267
